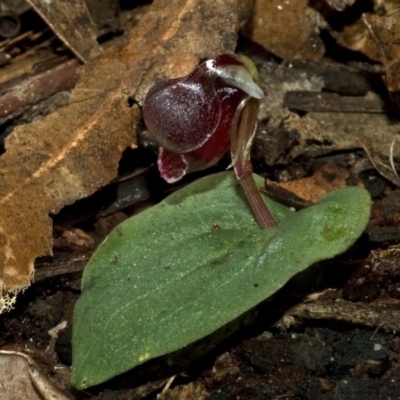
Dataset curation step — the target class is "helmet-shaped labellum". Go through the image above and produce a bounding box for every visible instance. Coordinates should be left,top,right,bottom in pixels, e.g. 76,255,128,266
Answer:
143,67,221,154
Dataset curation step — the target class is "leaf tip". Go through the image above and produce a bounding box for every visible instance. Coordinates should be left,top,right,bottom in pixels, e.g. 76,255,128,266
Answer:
70,373,88,391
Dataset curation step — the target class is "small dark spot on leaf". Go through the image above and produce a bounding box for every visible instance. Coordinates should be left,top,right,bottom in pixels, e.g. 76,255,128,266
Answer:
236,240,246,249
210,258,224,266
212,223,221,230
110,256,118,264
253,283,259,288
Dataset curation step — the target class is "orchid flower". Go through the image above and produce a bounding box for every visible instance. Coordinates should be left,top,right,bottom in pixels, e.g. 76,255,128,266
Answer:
143,54,276,228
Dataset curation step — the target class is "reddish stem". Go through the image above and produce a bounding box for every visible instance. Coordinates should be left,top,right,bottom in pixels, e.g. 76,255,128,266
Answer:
232,97,277,228
239,173,277,228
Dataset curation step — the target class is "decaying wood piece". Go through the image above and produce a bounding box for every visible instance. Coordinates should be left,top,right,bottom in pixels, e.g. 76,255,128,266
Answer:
0,58,80,122
256,59,400,162
279,298,400,334
0,48,58,87
285,60,372,96
34,257,88,282
26,0,102,62
284,91,389,113
0,0,251,313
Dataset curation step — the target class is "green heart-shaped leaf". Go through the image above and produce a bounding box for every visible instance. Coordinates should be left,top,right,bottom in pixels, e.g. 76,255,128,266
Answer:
71,172,371,389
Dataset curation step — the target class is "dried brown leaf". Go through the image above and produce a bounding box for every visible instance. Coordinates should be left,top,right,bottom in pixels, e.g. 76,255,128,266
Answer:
26,0,102,62
336,17,382,62
279,161,349,203
363,12,400,104
242,0,325,60
85,0,121,32
286,111,400,159
0,0,250,312
335,2,400,63
0,350,68,400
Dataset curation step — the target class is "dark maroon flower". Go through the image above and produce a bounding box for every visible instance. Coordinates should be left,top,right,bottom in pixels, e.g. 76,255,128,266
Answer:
143,54,276,228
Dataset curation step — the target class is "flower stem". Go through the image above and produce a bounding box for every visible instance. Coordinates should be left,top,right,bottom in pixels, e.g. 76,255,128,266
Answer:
238,173,277,228
232,97,277,228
